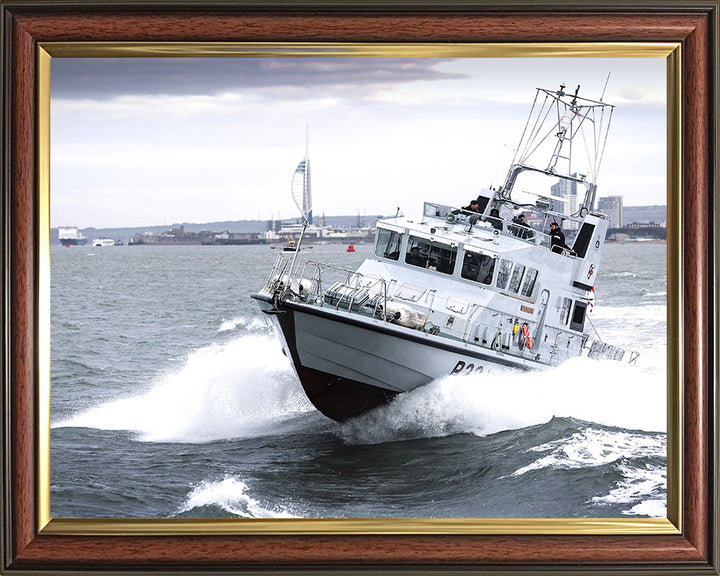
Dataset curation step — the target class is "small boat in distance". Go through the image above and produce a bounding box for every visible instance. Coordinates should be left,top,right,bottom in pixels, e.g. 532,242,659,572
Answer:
283,236,298,252
92,238,116,247
252,85,637,422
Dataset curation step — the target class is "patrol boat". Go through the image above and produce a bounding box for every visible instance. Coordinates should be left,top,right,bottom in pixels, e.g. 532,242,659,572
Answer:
251,84,636,422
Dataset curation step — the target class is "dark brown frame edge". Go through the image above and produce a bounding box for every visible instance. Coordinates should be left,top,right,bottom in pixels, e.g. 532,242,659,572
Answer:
1,0,717,574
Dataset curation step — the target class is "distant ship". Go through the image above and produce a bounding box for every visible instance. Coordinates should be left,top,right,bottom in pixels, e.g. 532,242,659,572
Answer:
58,226,87,246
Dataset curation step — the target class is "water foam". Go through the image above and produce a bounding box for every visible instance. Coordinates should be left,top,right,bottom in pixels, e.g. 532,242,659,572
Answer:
179,477,297,518
591,304,666,324
511,429,666,476
340,356,666,445
591,462,667,517
218,316,267,333
589,304,667,369
54,334,313,442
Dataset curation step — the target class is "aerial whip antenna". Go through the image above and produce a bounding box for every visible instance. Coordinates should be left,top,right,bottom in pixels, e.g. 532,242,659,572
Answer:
600,72,611,102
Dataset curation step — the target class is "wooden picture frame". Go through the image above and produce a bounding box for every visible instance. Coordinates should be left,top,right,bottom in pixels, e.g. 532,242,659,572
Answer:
1,1,717,573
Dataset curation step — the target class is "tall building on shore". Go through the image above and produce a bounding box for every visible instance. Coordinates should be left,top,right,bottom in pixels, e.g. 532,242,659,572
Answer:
597,195,623,229
550,174,579,230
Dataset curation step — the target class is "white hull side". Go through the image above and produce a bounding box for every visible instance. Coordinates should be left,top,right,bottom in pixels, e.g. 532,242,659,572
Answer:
257,295,528,397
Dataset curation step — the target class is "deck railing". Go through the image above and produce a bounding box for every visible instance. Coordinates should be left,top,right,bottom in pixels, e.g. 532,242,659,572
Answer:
263,255,571,364
422,201,578,256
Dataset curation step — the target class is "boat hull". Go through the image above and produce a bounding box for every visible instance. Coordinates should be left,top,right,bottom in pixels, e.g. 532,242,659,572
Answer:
252,293,526,422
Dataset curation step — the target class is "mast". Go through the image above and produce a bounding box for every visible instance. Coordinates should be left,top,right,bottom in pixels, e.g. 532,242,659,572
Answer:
500,84,614,215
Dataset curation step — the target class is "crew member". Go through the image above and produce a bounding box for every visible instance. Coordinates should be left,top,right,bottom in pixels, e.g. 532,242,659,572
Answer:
512,213,534,240
406,246,426,267
463,199,480,213
487,208,503,230
549,222,571,254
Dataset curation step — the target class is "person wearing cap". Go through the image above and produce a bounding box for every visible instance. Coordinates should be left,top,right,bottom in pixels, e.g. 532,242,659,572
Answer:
511,213,533,240
549,221,571,254
463,199,480,213
487,207,503,231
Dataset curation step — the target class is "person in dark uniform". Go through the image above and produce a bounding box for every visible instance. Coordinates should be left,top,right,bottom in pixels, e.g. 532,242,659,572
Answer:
462,199,480,213
405,246,426,267
487,207,503,230
512,213,534,240
549,221,570,253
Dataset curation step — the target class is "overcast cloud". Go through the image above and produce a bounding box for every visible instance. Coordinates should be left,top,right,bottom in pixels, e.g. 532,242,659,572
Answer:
51,57,666,228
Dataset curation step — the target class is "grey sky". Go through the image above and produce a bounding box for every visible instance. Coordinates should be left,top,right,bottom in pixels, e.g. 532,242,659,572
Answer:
51,57,666,228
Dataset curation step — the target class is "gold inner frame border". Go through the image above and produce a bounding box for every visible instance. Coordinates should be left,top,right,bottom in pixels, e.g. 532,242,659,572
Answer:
37,41,682,537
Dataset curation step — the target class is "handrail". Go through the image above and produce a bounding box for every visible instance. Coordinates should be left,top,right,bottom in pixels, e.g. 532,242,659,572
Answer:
424,201,579,257
264,253,558,364
461,303,483,342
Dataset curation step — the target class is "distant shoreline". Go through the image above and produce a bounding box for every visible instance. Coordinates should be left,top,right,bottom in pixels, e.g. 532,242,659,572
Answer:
606,239,667,245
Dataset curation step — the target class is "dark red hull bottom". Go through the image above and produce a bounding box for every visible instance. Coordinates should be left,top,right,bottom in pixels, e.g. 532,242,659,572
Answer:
296,366,398,422
262,297,399,422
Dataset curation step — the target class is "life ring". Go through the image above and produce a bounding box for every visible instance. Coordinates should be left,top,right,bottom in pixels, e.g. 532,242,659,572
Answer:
522,323,532,350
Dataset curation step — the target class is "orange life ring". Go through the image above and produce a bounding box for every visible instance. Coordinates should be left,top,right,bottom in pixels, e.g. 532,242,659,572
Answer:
522,323,532,350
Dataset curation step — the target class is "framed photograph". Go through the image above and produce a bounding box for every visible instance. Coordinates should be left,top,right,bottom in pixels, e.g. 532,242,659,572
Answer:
2,1,717,574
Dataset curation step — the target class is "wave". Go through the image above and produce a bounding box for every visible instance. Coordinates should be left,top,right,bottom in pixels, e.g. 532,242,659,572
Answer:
503,419,667,518
591,460,667,517
642,291,667,298
53,334,314,442
605,271,638,278
340,356,666,445
591,304,666,322
218,316,268,333
54,324,666,447
511,428,666,476
178,477,298,518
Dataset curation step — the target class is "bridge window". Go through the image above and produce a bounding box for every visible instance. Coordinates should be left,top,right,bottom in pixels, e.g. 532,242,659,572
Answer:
405,235,457,274
520,268,539,297
508,264,525,293
496,259,513,289
375,228,402,261
461,251,496,285
560,297,572,325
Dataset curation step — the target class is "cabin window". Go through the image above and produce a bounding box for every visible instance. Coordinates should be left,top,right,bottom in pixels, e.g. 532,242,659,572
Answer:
375,228,402,261
570,301,587,332
508,264,525,293
560,297,572,325
461,251,496,285
520,268,539,297
496,259,513,289
475,196,491,214
572,222,596,259
405,235,457,274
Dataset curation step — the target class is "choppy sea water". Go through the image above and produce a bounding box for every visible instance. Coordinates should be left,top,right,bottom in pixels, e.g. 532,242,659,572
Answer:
50,241,667,519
